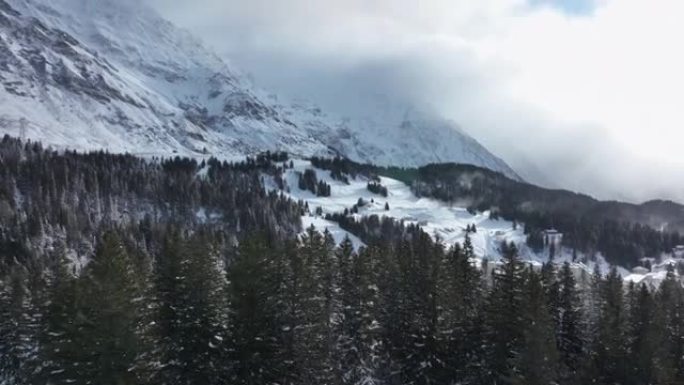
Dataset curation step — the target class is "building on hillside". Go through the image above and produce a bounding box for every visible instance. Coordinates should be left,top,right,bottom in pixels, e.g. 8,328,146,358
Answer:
631,266,650,275
543,229,563,249
673,245,684,259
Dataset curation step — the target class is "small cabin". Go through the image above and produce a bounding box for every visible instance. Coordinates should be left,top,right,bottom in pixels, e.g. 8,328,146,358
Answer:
631,266,650,275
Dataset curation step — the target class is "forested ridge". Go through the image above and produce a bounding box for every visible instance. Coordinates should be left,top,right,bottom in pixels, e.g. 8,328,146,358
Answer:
2,138,684,384
311,157,684,268
412,164,684,268
0,136,302,273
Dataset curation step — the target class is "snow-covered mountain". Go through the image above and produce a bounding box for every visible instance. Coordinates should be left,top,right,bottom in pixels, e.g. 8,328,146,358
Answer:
0,0,518,178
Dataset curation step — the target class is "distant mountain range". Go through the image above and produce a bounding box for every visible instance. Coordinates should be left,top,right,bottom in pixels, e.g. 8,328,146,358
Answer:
0,0,518,179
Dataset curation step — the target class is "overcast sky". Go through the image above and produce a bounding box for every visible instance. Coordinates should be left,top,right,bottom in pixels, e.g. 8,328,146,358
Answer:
149,0,684,203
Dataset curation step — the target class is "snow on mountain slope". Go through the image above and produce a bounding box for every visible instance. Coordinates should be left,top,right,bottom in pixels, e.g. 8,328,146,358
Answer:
274,159,675,286
0,0,330,157
0,0,518,178
333,108,517,174
282,159,528,259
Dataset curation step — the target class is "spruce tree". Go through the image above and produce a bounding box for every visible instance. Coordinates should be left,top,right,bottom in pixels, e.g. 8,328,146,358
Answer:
282,227,336,384
460,235,489,384
80,232,148,384
38,256,83,385
485,242,526,383
0,266,41,385
337,241,383,385
399,233,445,384
540,262,561,345
627,283,660,385
579,263,603,381
154,231,230,385
512,269,560,385
436,242,461,381
654,263,684,382
557,262,584,379
442,234,486,382
228,234,285,385
384,239,423,385
593,266,629,384
374,241,404,383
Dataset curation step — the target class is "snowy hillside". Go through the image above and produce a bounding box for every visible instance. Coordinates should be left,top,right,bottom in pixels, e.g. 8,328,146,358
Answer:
274,159,674,286
0,0,518,177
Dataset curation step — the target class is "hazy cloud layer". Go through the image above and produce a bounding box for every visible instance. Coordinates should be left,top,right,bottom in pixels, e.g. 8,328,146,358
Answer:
149,0,684,203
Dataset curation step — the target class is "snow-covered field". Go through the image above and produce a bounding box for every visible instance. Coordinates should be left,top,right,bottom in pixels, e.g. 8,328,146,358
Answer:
281,160,529,259
268,159,674,286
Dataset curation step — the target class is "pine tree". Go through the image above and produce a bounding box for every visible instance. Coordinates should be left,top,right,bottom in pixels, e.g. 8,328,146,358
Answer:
540,262,561,343
0,265,41,385
512,269,560,385
374,241,404,383
154,231,230,385
593,266,629,384
337,241,383,385
579,263,603,383
151,230,185,384
335,236,357,383
38,256,83,385
77,232,148,384
461,235,489,385
436,242,461,381
627,283,660,385
282,227,336,384
485,242,526,384
557,262,584,379
39,232,149,385
654,263,684,382
228,234,285,385
318,230,340,382
441,234,486,382
382,238,423,385
397,232,446,385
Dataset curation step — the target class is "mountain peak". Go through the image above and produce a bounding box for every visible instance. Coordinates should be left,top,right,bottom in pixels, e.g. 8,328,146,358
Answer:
0,0,518,178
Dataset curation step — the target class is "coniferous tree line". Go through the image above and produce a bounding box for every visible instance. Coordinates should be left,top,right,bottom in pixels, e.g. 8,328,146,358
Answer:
311,155,684,268
298,169,331,197
309,156,418,186
367,181,388,198
4,221,684,384
325,212,417,246
4,139,684,384
310,156,378,182
0,136,303,275
411,163,683,267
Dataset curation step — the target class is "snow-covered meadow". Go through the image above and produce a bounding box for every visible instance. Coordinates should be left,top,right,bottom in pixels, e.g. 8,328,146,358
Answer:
266,159,675,286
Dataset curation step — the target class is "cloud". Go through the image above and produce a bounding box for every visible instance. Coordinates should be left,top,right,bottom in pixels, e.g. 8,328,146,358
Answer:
529,0,599,15
148,0,684,203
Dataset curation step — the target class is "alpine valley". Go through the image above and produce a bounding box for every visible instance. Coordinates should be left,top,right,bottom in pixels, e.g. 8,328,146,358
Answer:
2,1,684,385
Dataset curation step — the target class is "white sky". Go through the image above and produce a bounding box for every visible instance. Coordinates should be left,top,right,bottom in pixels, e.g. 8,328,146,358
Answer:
149,0,684,203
